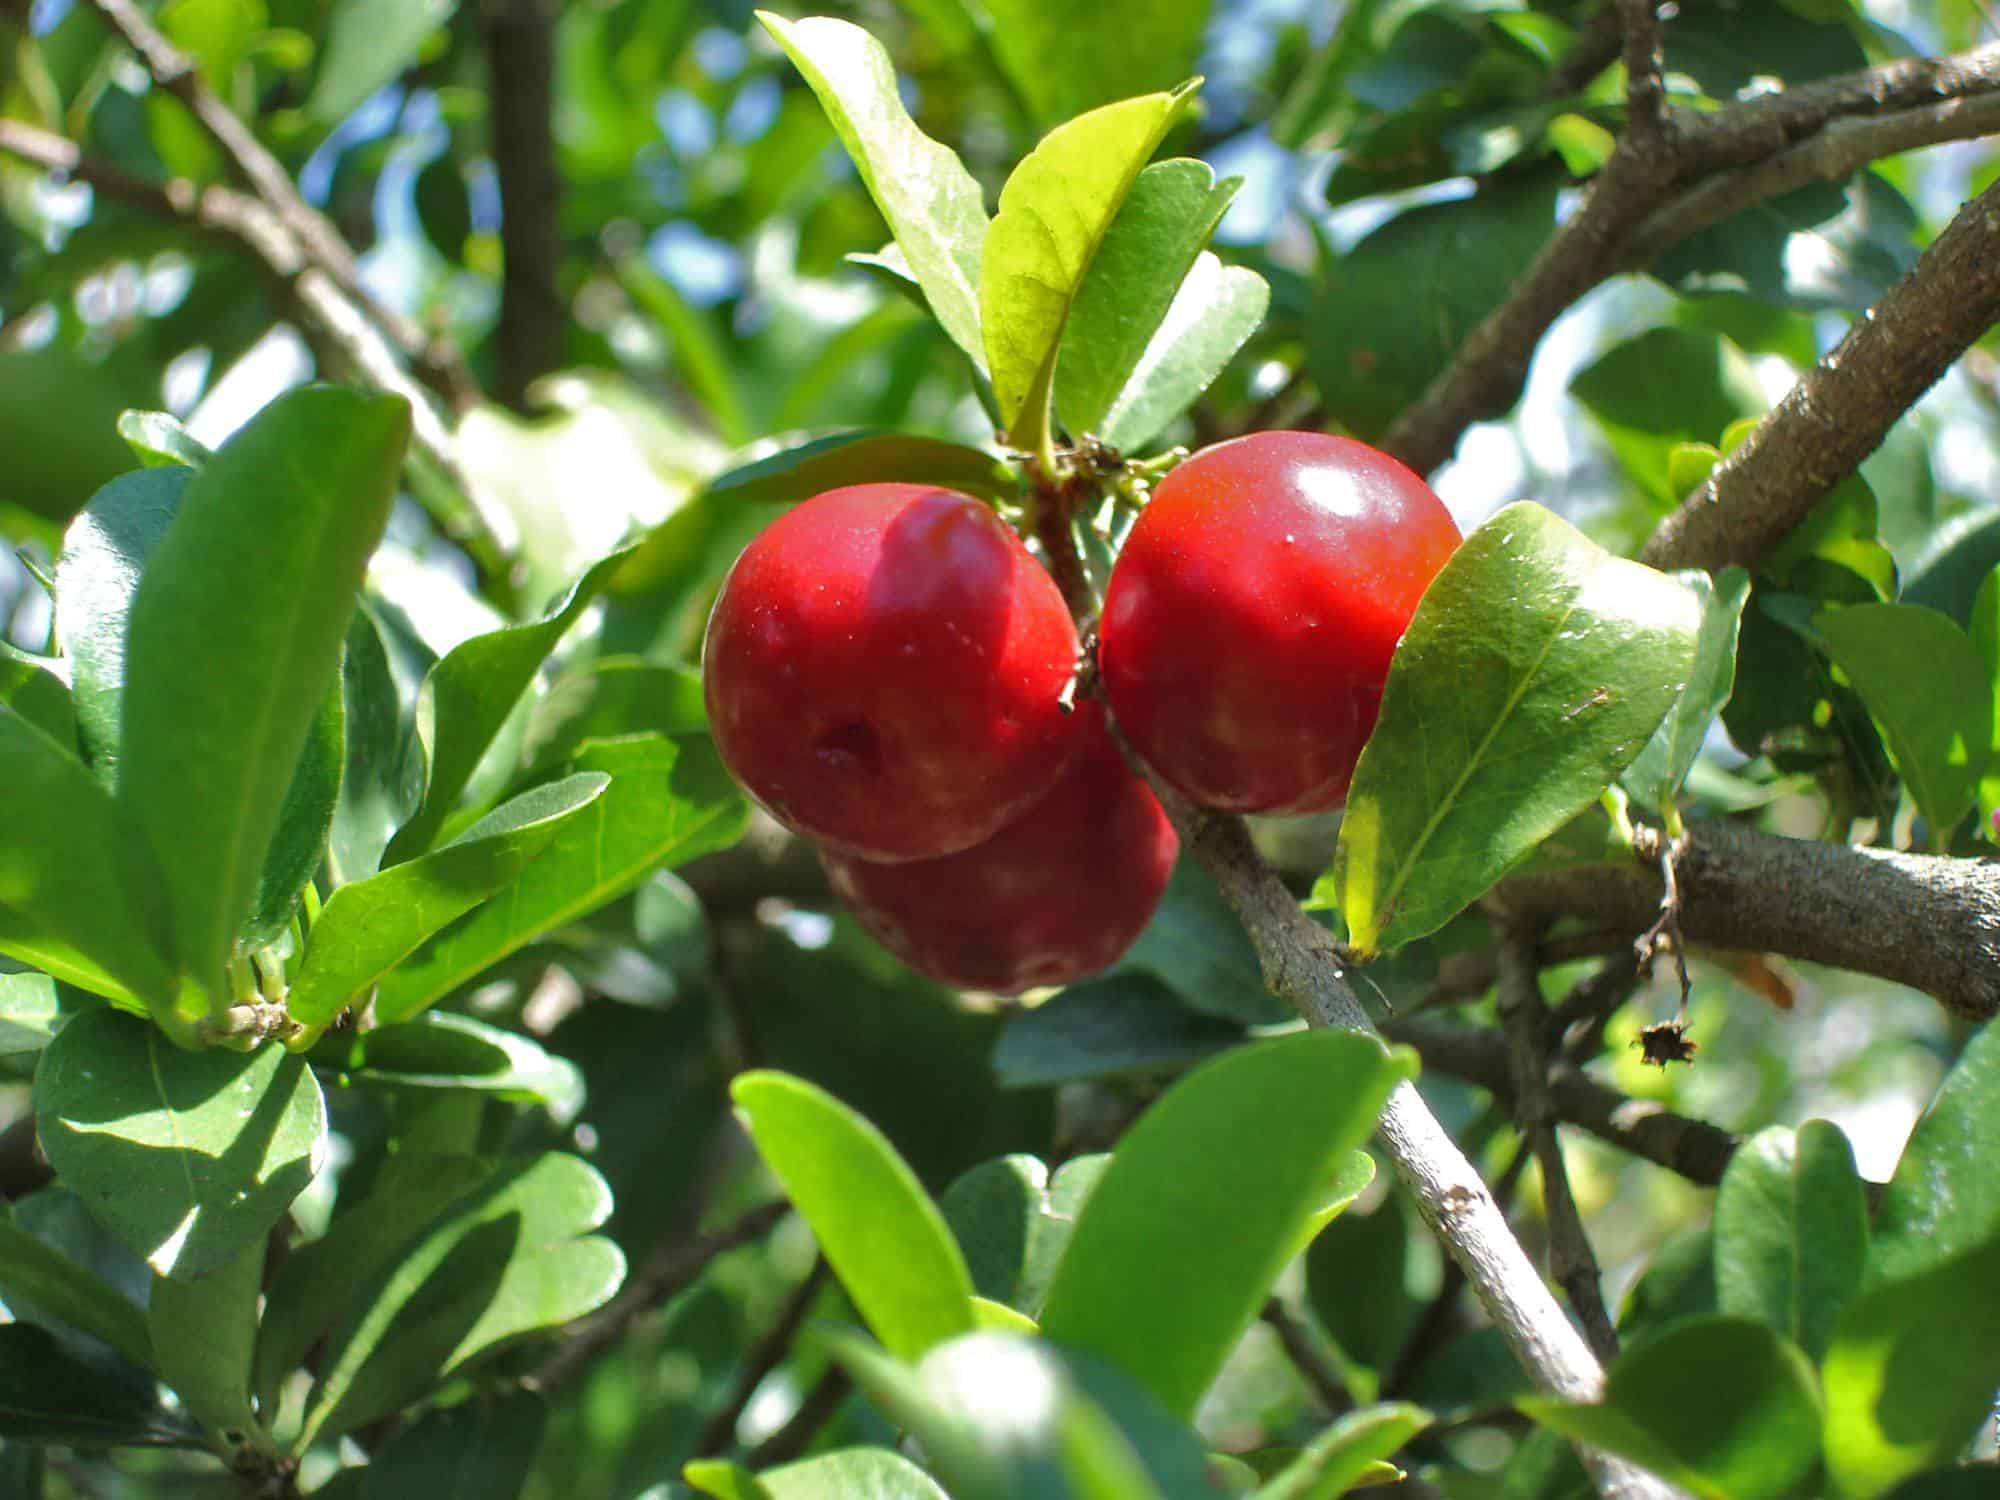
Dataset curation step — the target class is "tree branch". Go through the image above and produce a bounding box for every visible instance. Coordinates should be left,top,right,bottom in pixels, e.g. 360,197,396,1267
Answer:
480,0,566,412
1616,0,1667,150
80,0,480,415
1378,42,2000,475
1499,820,2000,1022
695,1258,830,1458
1640,174,2000,575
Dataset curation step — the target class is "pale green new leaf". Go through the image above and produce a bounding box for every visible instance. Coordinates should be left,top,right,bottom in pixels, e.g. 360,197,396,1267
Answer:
1622,568,1751,812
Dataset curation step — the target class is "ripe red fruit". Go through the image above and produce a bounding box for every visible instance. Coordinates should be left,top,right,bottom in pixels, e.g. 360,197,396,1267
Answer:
1099,431,1460,815
704,483,1084,862
820,706,1178,993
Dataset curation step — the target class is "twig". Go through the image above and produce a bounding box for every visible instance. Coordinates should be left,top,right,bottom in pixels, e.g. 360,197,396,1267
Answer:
528,1200,789,1395
1544,3,1625,99
1261,1295,1353,1415
80,0,479,414
1500,819,2000,1022
1616,0,1667,150
742,1365,851,1470
481,0,566,411
1496,929,1620,1364
695,1259,831,1458
1641,174,2000,575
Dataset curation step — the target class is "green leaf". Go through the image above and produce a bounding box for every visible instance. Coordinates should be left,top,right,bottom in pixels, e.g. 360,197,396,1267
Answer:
253,1153,493,1415
982,85,1199,453
1822,1238,2000,1499
116,387,409,1011
758,13,989,368
329,604,422,884
243,676,343,945
980,0,1213,129
519,658,705,778
34,1006,326,1279
1285,1150,1377,1265
318,1011,586,1124
313,1392,548,1500
1038,1031,1412,1417
733,1070,977,1361
1306,1195,1419,1383
1055,159,1240,438
1333,503,1704,956
0,707,179,1015
55,466,190,785
289,773,608,1027
0,643,74,748
1520,1317,1823,1500
1622,568,1752,813
147,1237,262,1439
1251,1403,1431,1500
0,1323,197,1449
700,430,1017,508
991,973,1243,1088
297,1153,623,1447
0,1220,152,1370
383,546,633,866
1310,175,1559,443
306,0,455,126
1120,860,1287,1024
116,409,213,470
1811,602,1991,847
0,969,66,1054
687,1449,949,1500
1570,329,1767,507
1097,253,1270,453
1713,1122,1868,1362
373,735,745,1023
1968,565,2000,836
1869,1015,2000,1285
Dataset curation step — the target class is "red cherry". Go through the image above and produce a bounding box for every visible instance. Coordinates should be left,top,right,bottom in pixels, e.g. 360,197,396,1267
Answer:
704,483,1084,861
1100,431,1460,815
820,706,1179,992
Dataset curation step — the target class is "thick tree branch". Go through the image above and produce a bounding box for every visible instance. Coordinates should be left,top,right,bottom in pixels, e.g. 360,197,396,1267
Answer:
1500,820,2000,1022
481,0,566,412
0,118,520,562
81,0,480,415
1378,43,2000,475
1641,174,2000,574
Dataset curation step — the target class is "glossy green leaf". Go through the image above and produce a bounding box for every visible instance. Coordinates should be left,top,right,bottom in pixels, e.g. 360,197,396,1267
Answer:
982,85,1198,451
147,1237,262,1439
687,1449,949,1500
384,546,633,865
1622,568,1752,812
1285,1150,1377,1264
116,410,213,470
307,0,455,125
1121,860,1286,1024
519,658,705,777
0,1220,152,1370
0,643,73,748
116,387,408,1010
1306,1194,1420,1381
1713,1122,1868,1362
1520,1317,1822,1500
329,604,422,884
1333,503,1703,956
253,1153,494,1414
34,1006,326,1279
1098,253,1270,453
1310,175,1559,442
734,1070,976,1361
1870,1015,2000,1284
1812,602,1990,847
981,0,1212,128
313,1392,547,1500
1055,159,1240,438
242,676,343,944
1822,1238,2000,1499
289,773,608,1027
0,970,66,1054
1570,329,1766,507
700,430,1017,509
55,466,189,785
373,735,745,1023
320,1011,586,1123
992,973,1243,1087
298,1153,623,1447
0,707,178,1015
1252,1403,1430,1500
939,1154,1108,1321
758,13,989,367
0,1323,197,1449
1039,1031,1412,1417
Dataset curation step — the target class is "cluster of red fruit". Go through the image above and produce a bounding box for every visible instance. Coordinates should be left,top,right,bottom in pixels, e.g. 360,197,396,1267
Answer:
703,431,1460,992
